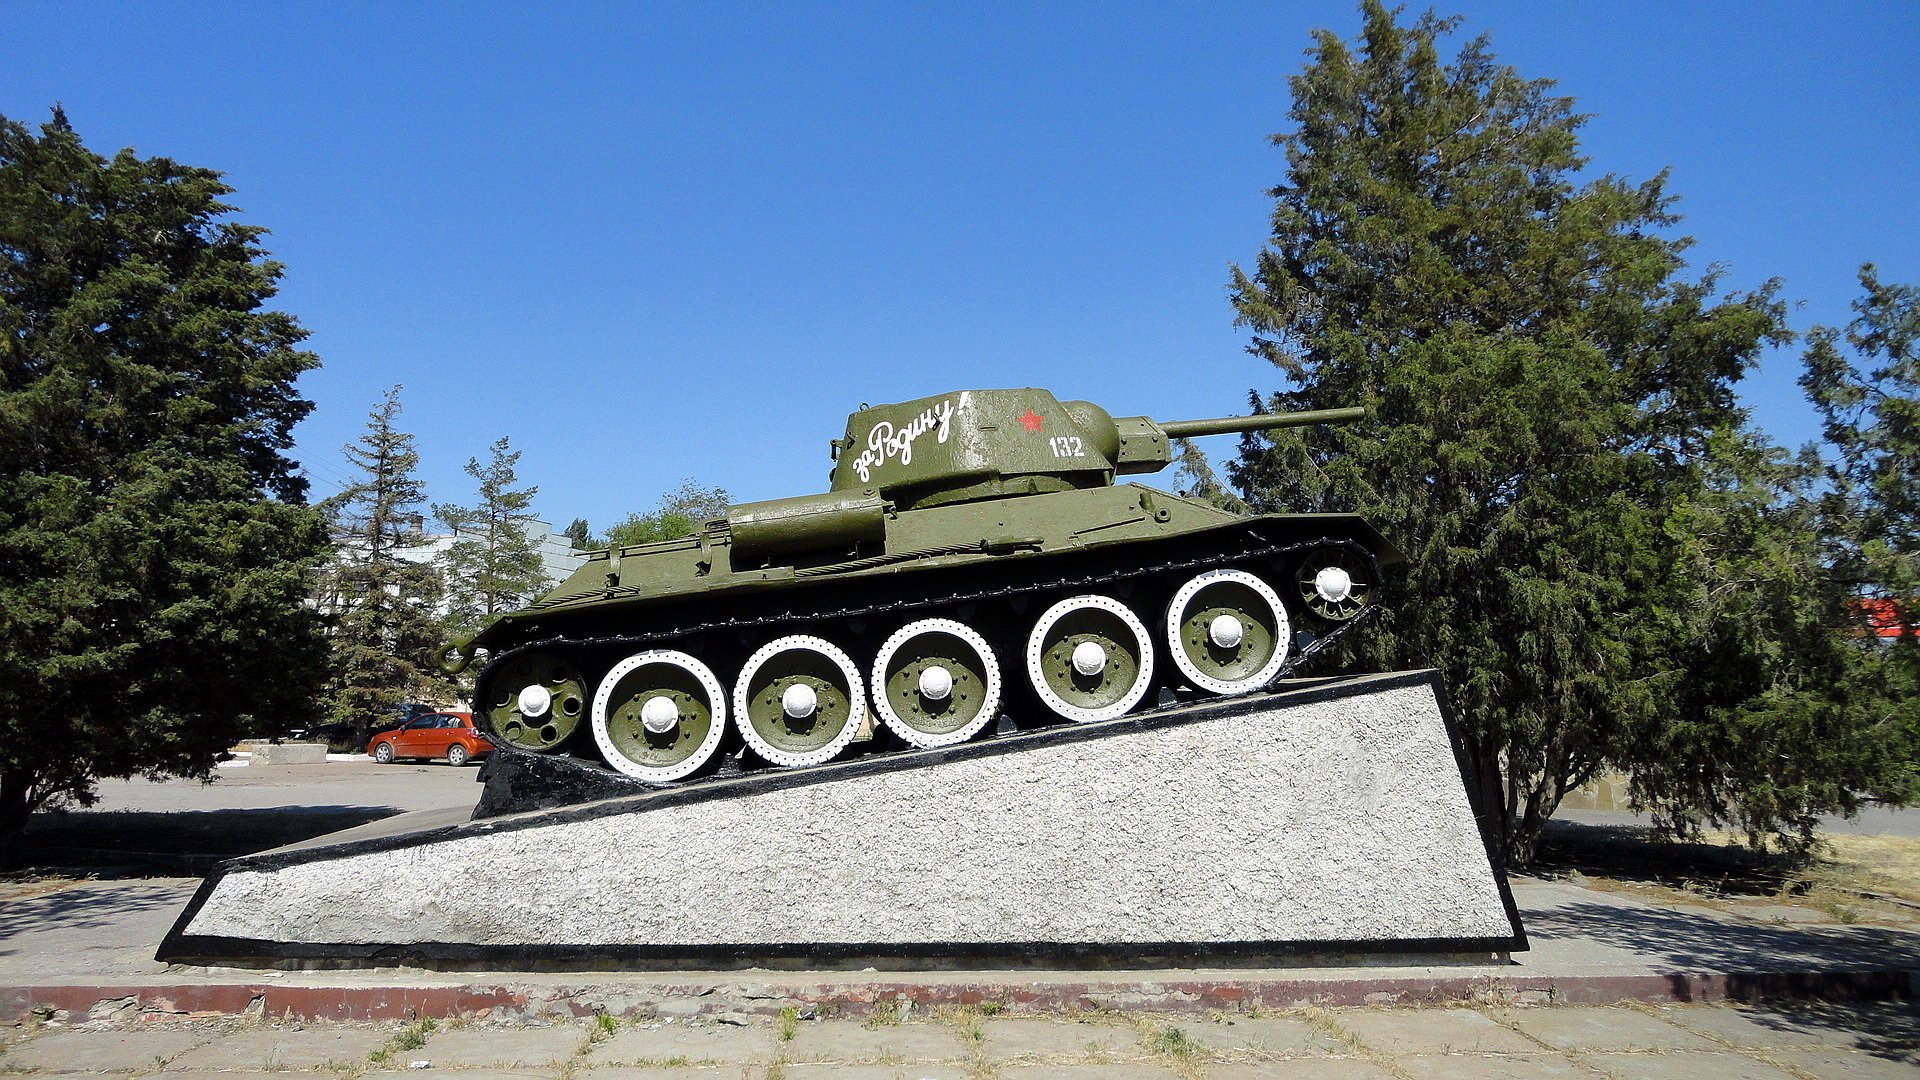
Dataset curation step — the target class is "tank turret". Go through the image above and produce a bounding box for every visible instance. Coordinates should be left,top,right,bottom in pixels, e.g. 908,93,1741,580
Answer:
448,384,1399,791
821,388,1362,511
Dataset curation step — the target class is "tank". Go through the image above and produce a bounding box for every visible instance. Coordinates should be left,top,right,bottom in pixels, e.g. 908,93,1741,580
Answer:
440,388,1402,783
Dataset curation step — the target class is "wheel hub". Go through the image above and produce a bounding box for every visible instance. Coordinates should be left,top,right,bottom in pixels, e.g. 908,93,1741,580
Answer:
517,684,552,718
1071,640,1108,676
639,694,679,734
1314,566,1354,604
917,664,954,701
1208,613,1245,649
781,682,819,720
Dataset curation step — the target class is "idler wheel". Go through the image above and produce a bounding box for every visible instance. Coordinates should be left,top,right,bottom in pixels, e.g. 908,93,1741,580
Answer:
733,635,866,768
1165,568,1291,696
591,649,727,782
871,618,1003,748
1298,547,1371,621
478,650,587,751
1024,594,1154,723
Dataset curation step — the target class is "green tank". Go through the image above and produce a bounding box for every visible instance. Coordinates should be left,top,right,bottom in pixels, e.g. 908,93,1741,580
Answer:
441,388,1401,782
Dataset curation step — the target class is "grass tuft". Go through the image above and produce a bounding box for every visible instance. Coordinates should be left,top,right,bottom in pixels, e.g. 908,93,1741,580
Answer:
777,1005,801,1042
367,1017,438,1065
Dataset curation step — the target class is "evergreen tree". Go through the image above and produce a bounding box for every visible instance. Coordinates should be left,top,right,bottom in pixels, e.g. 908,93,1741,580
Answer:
561,517,598,551
319,387,444,736
433,436,547,635
0,110,329,839
1803,266,1920,785
1222,4,1858,862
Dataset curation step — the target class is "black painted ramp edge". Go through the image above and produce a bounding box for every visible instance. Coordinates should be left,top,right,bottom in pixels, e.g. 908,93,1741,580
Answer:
157,669,1527,966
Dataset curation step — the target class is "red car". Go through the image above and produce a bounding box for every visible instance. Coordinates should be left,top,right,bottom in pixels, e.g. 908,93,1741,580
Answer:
367,711,491,766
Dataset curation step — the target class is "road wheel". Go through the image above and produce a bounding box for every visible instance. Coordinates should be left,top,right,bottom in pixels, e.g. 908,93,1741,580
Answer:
447,743,470,767
871,618,1002,748
592,649,728,782
373,741,395,764
477,649,588,752
1025,594,1155,723
734,635,866,768
1164,568,1291,696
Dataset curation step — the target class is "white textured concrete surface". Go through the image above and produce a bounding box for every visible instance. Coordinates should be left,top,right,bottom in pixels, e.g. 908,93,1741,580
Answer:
181,678,1515,949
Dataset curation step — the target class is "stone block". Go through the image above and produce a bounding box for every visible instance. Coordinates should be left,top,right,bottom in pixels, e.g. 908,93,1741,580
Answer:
160,673,1523,967
1501,1007,1717,1052
414,1024,588,1068
585,1022,777,1066
781,1020,965,1062
165,1025,397,1070
1328,1009,1538,1055
3,1029,216,1073
1579,1051,1799,1080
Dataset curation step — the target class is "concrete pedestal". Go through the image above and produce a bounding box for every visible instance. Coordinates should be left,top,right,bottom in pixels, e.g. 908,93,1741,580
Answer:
159,670,1524,968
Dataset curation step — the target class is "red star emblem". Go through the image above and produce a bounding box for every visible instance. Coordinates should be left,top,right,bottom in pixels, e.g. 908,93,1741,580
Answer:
1018,409,1044,432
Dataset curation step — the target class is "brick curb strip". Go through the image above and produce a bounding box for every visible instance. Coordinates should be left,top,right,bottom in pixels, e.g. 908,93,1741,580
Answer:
5,971,1912,1023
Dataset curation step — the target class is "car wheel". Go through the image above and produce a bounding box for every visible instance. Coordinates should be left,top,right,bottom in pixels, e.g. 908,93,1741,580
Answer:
373,741,395,764
447,744,469,767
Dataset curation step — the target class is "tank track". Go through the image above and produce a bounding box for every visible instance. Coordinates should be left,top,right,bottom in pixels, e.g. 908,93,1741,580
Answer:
470,531,1382,786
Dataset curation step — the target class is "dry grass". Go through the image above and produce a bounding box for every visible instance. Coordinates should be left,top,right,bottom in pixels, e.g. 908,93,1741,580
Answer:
1544,819,1920,925
1799,833,1920,904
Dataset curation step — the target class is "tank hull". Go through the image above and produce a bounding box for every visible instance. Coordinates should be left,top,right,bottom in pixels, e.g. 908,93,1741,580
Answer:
465,483,1400,783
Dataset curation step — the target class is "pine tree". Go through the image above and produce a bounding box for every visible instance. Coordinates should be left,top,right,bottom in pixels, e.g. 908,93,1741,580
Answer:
433,436,547,636
0,110,330,839
319,387,445,738
1222,4,1864,863
1802,266,1920,787
562,518,598,551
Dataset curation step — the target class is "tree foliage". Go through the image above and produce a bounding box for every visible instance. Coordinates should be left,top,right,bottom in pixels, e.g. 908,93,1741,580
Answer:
433,436,547,636
561,517,596,551
601,478,731,548
317,387,445,735
0,110,329,839
1802,266,1920,787
1223,4,1882,862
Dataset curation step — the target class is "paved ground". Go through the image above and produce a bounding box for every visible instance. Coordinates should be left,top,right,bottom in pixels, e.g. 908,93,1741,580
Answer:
79,759,479,816
3,1002,1918,1078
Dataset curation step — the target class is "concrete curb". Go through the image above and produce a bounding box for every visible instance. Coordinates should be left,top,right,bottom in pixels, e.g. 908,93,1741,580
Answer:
5,970,1913,1022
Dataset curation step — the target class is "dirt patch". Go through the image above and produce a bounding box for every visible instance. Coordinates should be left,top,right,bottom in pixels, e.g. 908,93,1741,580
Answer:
1535,819,1920,928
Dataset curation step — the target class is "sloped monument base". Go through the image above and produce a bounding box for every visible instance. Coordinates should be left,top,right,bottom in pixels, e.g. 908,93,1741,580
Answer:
158,670,1525,968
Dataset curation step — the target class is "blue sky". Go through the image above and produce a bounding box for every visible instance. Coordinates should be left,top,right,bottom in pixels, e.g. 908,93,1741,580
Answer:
7,2,1916,531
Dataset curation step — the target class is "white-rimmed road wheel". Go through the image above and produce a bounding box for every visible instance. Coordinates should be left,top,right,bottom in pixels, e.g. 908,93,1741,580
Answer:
1165,568,1291,696
872,618,1003,748
1025,595,1155,723
733,635,866,768
592,650,727,782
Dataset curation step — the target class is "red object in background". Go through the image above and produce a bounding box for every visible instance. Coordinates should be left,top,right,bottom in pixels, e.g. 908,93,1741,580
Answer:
367,711,489,766
1854,598,1914,640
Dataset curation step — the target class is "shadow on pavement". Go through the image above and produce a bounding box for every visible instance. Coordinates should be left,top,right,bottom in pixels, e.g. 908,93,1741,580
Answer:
1742,999,1920,1063
0,880,187,956
1531,900,1920,975
8,805,405,874
1537,818,1798,896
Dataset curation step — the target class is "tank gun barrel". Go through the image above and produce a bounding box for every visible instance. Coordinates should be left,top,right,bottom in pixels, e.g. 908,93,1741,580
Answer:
1159,406,1366,440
